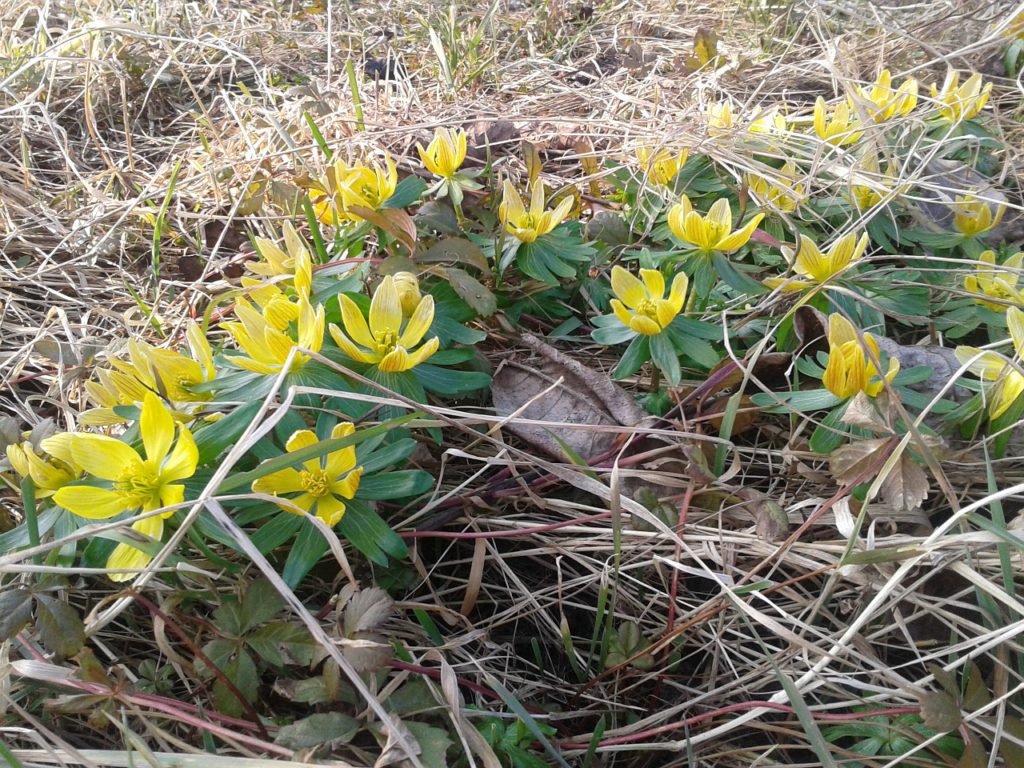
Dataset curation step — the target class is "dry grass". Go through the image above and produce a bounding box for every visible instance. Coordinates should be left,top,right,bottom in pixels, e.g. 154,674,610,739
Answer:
3,0,1024,765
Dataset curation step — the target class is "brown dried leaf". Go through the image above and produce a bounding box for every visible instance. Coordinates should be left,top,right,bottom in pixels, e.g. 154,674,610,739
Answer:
840,391,889,432
831,438,929,513
465,119,521,162
349,205,417,256
491,334,648,461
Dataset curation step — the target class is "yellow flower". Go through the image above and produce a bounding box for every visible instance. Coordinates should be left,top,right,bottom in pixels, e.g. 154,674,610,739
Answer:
823,314,899,399
747,107,788,135
252,422,363,527
706,100,735,134
6,434,81,498
851,70,918,123
953,194,1006,237
813,97,863,146
82,367,153,426
247,223,313,297
499,181,574,244
81,322,216,425
329,275,439,373
747,160,805,212
312,155,398,225
52,392,198,581
417,127,467,179
930,70,992,123
635,145,689,186
224,295,325,375
964,250,1024,311
849,153,906,210
765,232,869,292
391,272,422,315
667,195,764,253
609,266,688,336
955,306,1024,419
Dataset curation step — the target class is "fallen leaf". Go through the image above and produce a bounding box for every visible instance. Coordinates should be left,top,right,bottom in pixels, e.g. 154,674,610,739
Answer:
492,333,648,461
349,205,417,256
830,437,930,513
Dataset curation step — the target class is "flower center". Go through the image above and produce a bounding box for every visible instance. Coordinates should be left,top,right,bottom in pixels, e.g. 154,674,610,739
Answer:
300,469,331,498
635,298,659,320
115,466,161,503
374,329,399,357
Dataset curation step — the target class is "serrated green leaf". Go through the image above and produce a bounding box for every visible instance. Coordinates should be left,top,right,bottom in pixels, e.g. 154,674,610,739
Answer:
275,712,359,749
0,588,34,641
34,594,84,659
239,578,284,632
247,621,317,667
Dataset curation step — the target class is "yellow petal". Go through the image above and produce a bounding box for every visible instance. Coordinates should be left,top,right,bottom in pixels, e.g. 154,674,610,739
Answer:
611,266,648,308
1008,306,1024,357
106,516,164,582
369,276,402,339
54,485,129,519
500,180,526,225
162,426,198,483
991,372,1024,419
398,295,435,349
140,392,174,464
954,346,1006,381
378,346,411,373
828,314,858,347
630,315,663,335
339,294,376,349
403,337,440,369
71,434,142,481
315,494,346,527
329,324,379,364
715,213,764,252
639,269,665,300
253,467,305,495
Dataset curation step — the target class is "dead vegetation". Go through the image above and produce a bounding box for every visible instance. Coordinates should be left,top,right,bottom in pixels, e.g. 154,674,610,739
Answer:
3,0,1024,766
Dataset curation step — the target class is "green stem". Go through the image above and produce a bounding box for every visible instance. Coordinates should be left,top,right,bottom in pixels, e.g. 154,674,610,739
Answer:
649,366,661,394
21,476,41,566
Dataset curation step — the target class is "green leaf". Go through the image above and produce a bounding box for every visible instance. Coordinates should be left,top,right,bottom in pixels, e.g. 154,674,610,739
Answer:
239,578,284,632
404,722,453,768
808,403,852,455
751,389,844,413
0,588,34,641
275,712,359,749
358,470,433,500
0,507,62,554
612,335,650,380
383,175,427,209
337,499,408,565
420,238,490,272
214,649,258,717
248,512,303,554
649,332,681,385
415,364,491,395
192,402,263,465
674,335,719,369
445,267,497,316
34,594,84,659
591,314,636,346
360,438,417,474
282,521,330,588
247,621,317,667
